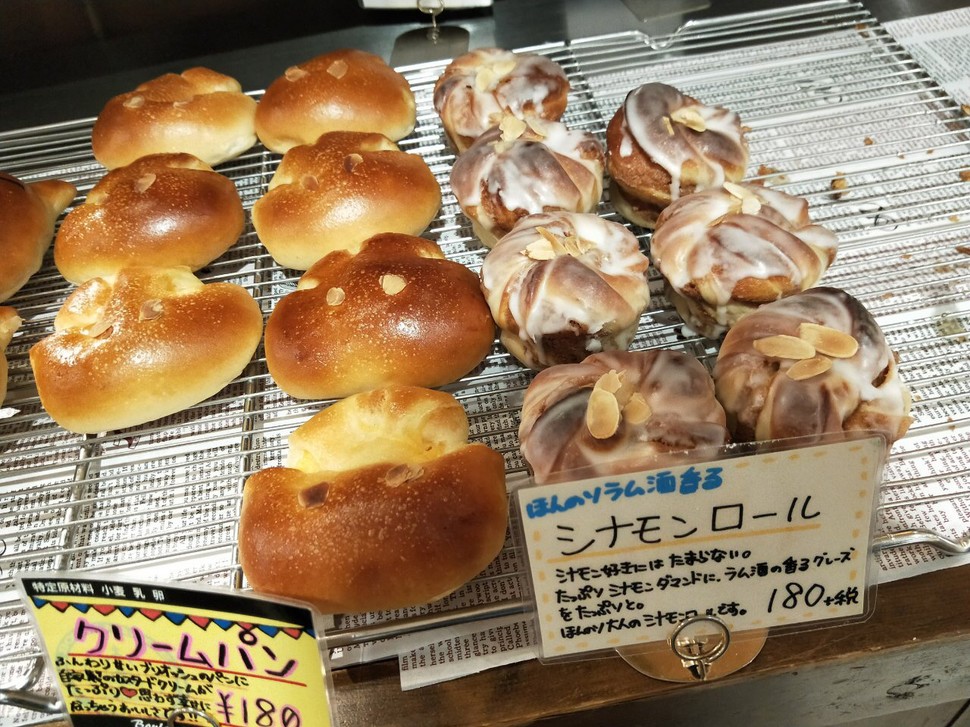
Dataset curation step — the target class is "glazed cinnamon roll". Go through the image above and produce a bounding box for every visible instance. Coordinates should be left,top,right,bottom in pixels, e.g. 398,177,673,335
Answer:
713,287,911,449
433,48,570,153
606,82,748,228
450,116,605,248
479,211,650,370
651,181,838,338
519,349,730,484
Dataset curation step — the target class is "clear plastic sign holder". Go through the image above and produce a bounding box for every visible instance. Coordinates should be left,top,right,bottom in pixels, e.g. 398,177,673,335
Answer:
513,431,888,683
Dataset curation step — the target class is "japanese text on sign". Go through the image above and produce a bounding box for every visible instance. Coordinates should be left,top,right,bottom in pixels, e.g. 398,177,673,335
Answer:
517,437,885,658
18,577,332,727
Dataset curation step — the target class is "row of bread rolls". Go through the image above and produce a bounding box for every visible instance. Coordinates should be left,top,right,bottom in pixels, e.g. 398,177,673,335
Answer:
47,50,511,618
90,50,417,169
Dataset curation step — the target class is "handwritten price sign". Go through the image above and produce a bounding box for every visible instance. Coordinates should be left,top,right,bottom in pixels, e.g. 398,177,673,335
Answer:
516,436,886,659
18,576,333,727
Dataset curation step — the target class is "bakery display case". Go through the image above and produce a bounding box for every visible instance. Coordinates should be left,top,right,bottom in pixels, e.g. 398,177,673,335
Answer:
1,0,970,724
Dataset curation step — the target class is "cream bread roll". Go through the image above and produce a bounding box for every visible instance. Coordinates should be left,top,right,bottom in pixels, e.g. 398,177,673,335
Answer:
91,67,257,169
0,172,76,302
0,307,22,404
30,266,263,433
252,131,441,270
255,49,416,154
239,385,509,614
265,233,495,399
55,153,244,284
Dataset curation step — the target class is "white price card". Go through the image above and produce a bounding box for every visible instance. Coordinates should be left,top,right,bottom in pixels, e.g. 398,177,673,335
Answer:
515,436,886,659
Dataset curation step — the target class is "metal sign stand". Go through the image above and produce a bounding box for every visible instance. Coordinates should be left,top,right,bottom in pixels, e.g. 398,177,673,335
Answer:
616,615,767,682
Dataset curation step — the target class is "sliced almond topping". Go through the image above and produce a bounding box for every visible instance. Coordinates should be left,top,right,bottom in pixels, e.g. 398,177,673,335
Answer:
499,114,528,143
301,174,319,191
380,274,407,295
87,320,114,339
492,58,518,78
670,106,707,132
559,234,592,257
525,116,550,137
723,181,747,199
522,238,556,260
661,116,675,136
298,481,330,509
325,287,345,306
741,194,762,215
138,299,163,321
133,173,157,193
622,392,653,425
123,95,145,109
173,100,190,109
594,369,623,394
475,67,496,92
536,226,561,246
753,334,816,360
327,59,348,79
384,464,424,487
284,66,309,82
586,387,621,440
798,322,859,358
786,356,833,381
344,153,364,173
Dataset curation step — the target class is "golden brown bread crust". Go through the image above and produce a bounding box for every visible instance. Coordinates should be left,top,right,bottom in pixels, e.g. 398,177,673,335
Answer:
0,307,22,404
0,173,77,302
255,49,416,154
606,83,748,228
266,233,494,399
252,131,441,270
29,266,263,433
54,153,244,284
433,48,570,153
238,385,509,614
91,67,257,169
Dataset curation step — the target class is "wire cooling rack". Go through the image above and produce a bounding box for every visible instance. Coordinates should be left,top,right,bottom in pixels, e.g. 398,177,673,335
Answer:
1,0,969,720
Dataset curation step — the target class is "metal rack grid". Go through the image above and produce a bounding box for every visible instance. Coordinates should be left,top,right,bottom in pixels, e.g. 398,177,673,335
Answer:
1,0,969,720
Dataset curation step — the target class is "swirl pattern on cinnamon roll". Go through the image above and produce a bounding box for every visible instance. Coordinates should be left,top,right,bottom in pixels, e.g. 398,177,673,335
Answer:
434,48,570,153
713,287,911,449
450,117,605,248
519,349,730,484
479,211,650,370
606,82,748,228
651,181,839,339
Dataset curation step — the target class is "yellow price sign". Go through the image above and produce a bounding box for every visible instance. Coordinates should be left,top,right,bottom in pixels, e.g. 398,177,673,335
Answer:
18,576,334,727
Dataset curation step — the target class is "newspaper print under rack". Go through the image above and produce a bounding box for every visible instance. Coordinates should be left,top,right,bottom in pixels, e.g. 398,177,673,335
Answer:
1,0,969,719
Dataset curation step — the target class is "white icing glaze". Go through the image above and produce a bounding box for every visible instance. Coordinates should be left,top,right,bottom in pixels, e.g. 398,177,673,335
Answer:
450,121,604,241
434,49,569,143
713,287,911,446
619,82,747,200
479,211,650,369
651,182,839,307
519,349,729,483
